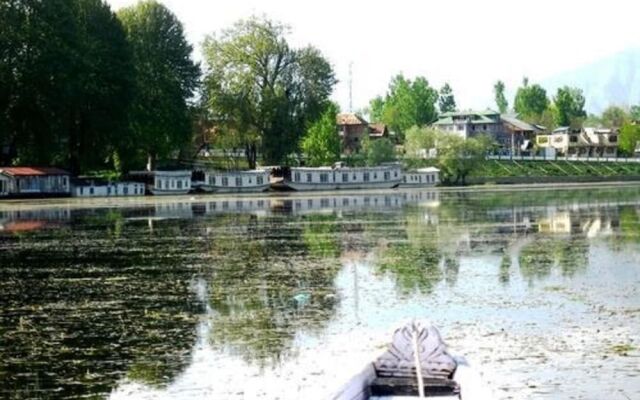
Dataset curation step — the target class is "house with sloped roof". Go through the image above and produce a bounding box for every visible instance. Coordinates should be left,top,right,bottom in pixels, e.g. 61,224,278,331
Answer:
432,110,543,155
0,167,71,197
337,113,389,153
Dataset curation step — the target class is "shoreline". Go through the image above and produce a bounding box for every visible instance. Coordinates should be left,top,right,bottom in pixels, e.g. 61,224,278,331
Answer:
0,180,638,212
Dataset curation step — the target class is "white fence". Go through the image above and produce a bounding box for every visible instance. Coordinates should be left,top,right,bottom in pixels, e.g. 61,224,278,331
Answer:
487,155,640,163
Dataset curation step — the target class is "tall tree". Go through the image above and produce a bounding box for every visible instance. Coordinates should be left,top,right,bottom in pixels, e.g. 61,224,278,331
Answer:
203,17,336,168
371,74,438,138
514,77,549,122
300,103,341,167
438,83,456,113
118,0,199,170
493,80,508,113
630,105,640,121
369,96,385,122
404,126,437,159
553,86,586,127
600,105,629,128
1,0,133,173
436,132,493,185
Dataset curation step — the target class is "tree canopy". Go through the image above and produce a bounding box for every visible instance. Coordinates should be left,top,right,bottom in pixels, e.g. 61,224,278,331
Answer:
368,74,438,138
203,16,336,168
300,103,341,167
619,123,640,156
362,137,395,166
436,133,493,185
600,105,629,128
438,83,456,113
0,0,133,173
553,86,586,127
514,78,549,122
494,80,508,113
118,0,199,171
404,126,437,159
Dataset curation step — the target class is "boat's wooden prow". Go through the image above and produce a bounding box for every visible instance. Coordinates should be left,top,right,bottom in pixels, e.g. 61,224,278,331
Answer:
332,321,464,400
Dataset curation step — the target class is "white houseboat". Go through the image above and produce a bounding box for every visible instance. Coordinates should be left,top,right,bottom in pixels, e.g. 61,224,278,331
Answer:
284,163,402,191
0,167,71,198
201,169,270,193
400,167,440,187
72,179,145,197
151,170,192,195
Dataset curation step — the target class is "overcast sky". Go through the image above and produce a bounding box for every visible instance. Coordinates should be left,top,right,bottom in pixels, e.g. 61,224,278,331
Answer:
107,0,640,113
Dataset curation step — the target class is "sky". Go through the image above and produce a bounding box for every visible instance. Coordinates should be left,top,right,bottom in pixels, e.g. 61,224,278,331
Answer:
106,0,640,114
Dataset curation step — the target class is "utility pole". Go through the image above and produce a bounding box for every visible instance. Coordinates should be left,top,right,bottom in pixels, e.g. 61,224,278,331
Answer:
348,62,353,113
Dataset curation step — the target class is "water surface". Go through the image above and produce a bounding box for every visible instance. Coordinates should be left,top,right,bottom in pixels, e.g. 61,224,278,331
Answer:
1,185,639,399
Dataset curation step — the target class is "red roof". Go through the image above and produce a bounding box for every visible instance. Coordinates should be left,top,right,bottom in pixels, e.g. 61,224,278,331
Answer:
0,167,70,176
337,113,369,126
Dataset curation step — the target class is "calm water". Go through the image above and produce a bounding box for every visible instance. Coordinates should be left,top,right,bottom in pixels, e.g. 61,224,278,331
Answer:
1,186,639,399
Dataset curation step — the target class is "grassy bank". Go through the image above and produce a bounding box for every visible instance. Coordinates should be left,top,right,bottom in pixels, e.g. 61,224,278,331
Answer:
470,159,640,183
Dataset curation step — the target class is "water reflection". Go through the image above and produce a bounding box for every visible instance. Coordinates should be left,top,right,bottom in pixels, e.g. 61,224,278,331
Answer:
0,186,639,398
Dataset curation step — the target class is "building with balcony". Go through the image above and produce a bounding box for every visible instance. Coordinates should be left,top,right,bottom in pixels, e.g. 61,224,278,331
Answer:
337,113,389,153
536,127,619,157
432,110,543,155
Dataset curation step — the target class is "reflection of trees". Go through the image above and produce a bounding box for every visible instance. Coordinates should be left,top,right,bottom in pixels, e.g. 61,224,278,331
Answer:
0,211,205,398
519,236,589,282
609,206,640,249
206,213,341,367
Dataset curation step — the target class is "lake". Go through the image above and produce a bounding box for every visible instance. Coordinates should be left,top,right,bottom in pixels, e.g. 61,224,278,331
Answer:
1,185,639,399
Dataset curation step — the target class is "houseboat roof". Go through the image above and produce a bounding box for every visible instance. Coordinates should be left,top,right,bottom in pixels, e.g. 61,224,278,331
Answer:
337,113,368,126
414,167,440,173
0,167,70,176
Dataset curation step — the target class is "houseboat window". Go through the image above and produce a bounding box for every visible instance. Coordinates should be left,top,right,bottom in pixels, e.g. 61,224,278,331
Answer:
222,177,229,186
353,174,357,180
394,171,398,177
363,172,370,182
209,176,215,185
306,173,312,183
373,173,377,179
63,177,67,186
80,187,84,195
257,176,264,185
0,180,4,192
124,186,129,195
236,177,242,186
342,173,348,182
384,171,390,180
320,173,328,183
177,180,183,189
248,178,252,184
294,172,300,182
90,187,94,195
108,187,111,195
403,176,407,182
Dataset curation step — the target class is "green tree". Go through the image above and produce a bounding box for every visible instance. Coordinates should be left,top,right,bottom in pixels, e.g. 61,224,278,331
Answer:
494,80,508,113
369,96,385,122
362,137,395,166
436,132,493,185
203,16,336,168
404,126,437,159
514,77,549,122
371,74,438,138
118,0,199,171
553,86,586,127
300,103,341,166
1,0,133,173
438,83,456,113
600,105,629,128
630,105,640,121
619,123,640,155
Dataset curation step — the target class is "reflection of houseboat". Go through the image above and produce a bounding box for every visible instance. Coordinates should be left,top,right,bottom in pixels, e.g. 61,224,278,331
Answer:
283,164,402,191
201,169,270,193
150,170,192,195
400,167,440,187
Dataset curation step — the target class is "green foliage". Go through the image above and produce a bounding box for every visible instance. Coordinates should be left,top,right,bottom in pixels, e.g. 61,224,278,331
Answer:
630,105,640,121
118,1,199,171
203,16,336,168
553,86,586,127
494,80,508,113
370,74,438,138
436,132,493,184
514,77,549,122
362,137,395,166
438,83,456,113
301,104,341,166
404,126,437,158
600,106,629,128
0,0,133,173
619,123,640,155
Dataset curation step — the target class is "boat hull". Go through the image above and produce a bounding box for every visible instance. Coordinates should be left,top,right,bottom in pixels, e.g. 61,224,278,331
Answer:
199,184,270,193
149,189,191,196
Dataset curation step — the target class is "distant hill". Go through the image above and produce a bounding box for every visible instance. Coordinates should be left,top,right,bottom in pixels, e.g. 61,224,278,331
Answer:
542,48,640,115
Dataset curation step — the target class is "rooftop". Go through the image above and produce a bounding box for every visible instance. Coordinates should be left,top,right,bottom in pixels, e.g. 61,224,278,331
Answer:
0,167,70,176
337,113,369,126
